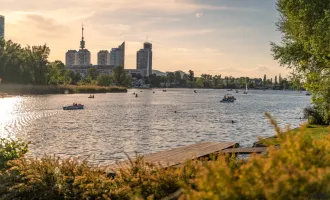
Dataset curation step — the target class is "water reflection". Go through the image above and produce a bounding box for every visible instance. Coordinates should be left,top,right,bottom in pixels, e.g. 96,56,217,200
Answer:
0,89,311,165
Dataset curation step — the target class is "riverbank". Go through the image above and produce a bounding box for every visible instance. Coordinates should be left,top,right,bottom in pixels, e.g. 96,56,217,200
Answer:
0,92,10,98
0,84,127,95
254,124,329,147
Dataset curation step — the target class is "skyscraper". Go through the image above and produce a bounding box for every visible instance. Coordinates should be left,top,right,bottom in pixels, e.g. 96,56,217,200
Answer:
136,42,152,77
76,24,91,66
65,50,77,67
0,15,4,38
110,42,125,67
97,50,110,65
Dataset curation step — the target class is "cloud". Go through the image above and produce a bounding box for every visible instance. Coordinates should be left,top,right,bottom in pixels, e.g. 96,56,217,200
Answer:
195,12,203,18
255,66,269,71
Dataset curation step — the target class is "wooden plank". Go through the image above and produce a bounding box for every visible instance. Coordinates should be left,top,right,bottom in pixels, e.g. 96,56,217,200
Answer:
221,147,272,154
107,142,237,172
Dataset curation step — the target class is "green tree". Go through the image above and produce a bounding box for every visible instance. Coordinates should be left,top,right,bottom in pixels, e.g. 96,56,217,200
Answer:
167,72,175,87
271,0,330,124
174,71,181,86
188,70,194,87
87,68,99,80
213,75,221,89
97,74,112,86
263,74,266,86
0,39,23,83
112,66,131,86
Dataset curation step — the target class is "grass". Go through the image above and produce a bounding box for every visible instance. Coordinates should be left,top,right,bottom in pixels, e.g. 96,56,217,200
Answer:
0,84,127,95
256,124,330,146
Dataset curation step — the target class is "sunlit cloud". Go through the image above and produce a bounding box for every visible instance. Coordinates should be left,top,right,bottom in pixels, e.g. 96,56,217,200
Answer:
2,0,285,77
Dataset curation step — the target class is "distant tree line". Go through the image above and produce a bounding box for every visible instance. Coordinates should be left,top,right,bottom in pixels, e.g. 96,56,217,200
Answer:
0,38,132,87
134,70,296,90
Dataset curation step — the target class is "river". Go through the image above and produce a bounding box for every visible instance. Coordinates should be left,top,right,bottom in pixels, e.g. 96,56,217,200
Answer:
0,89,311,165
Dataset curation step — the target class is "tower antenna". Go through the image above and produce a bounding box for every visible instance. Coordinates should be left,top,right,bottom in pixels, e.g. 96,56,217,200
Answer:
80,23,85,49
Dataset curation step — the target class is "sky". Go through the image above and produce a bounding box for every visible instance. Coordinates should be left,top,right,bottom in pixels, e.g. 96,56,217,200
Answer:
0,0,288,78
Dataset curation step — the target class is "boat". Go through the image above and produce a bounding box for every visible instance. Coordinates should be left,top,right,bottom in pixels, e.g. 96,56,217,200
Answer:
220,94,236,103
235,90,239,93
194,90,197,93
227,89,233,91
88,95,94,98
306,91,311,96
243,80,248,94
63,104,84,110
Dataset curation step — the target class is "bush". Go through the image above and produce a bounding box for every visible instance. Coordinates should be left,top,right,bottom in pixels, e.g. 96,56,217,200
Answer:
304,106,327,125
0,155,196,199
181,113,330,200
0,138,29,169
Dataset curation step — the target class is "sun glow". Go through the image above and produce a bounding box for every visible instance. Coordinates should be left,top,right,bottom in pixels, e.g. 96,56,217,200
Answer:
0,97,20,138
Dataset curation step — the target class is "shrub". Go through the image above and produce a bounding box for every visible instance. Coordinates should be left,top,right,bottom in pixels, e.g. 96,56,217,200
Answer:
0,138,29,169
0,155,196,199
181,113,330,200
304,106,328,125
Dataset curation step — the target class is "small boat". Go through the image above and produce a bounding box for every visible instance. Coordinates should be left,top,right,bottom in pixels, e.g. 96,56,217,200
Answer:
220,94,236,103
63,104,84,110
135,94,138,97
88,95,95,98
227,89,233,91
163,89,167,92
235,90,239,93
306,91,311,96
194,90,197,93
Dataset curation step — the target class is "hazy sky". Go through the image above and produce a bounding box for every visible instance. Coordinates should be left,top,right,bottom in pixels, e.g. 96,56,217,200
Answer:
1,0,287,78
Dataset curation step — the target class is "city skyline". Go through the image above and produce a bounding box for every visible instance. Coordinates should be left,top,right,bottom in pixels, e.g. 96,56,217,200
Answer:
1,0,286,77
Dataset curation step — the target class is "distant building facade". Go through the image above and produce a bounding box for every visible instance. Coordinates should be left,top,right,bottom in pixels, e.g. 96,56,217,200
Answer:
97,50,110,65
136,42,152,77
110,42,125,67
76,49,91,66
65,50,77,67
0,15,4,38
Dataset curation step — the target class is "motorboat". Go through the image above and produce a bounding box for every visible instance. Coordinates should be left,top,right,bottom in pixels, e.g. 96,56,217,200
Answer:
63,104,84,110
88,95,95,98
220,94,236,103
305,91,311,96
227,89,233,91
235,90,239,93
194,90,197,93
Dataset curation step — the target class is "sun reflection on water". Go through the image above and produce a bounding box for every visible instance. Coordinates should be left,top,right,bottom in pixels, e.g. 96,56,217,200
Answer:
0,97,21,138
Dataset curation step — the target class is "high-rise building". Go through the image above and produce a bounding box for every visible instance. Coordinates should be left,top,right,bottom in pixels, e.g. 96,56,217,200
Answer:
97,50,110,65
136,42,152,77
65,50,77,68
110,42,125,67
76,24,91,66
0,15,4,38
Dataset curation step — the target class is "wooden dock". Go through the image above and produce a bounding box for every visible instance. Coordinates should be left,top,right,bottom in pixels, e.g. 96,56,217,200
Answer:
108,142,238,172
221,147,269,154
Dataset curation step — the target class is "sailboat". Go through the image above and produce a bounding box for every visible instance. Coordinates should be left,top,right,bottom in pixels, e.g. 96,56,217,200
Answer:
243,79,248,94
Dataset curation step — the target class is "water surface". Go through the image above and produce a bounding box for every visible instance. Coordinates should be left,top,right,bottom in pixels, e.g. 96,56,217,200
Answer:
0,89,311,165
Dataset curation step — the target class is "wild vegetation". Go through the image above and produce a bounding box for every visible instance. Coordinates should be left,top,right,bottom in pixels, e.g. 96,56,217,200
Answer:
271,0,330,125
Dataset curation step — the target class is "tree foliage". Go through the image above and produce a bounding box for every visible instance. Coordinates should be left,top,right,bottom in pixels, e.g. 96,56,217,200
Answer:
112,66,132,87
271,0,330,124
